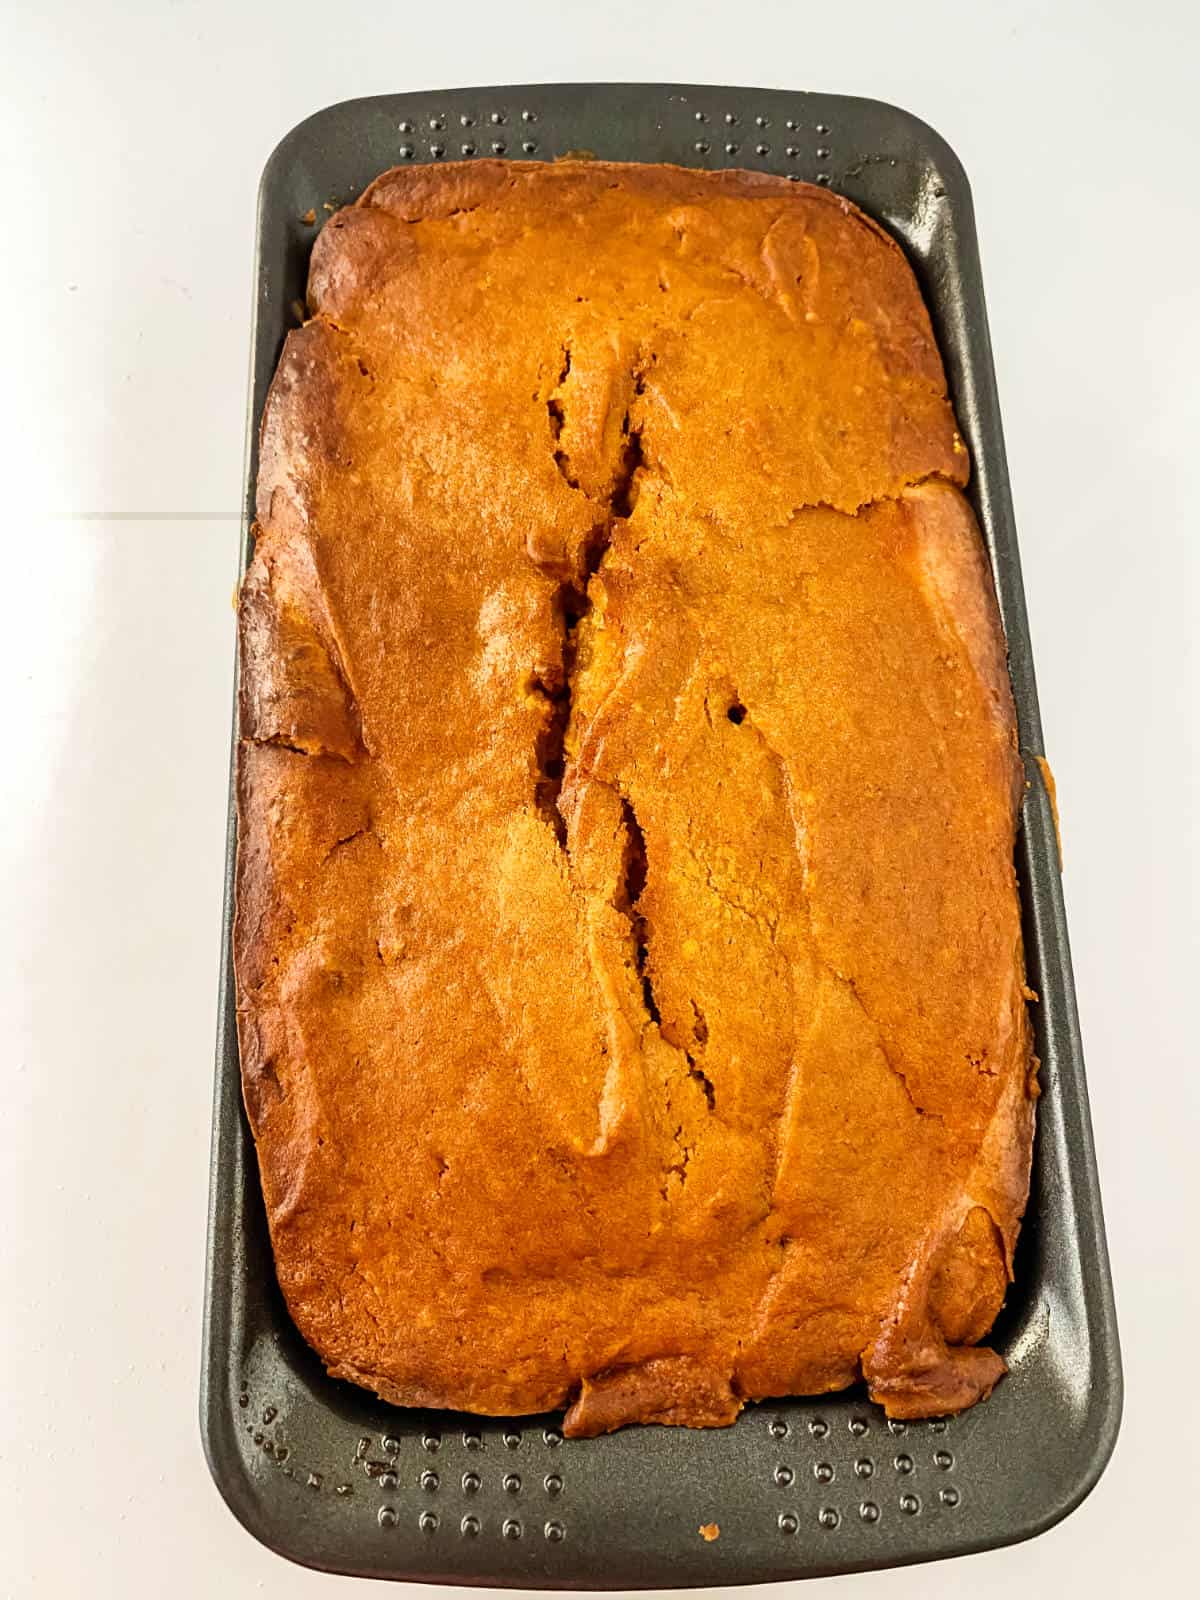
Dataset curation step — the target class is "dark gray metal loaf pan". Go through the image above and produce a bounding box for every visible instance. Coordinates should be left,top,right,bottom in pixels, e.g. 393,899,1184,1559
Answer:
201,84,1121,1587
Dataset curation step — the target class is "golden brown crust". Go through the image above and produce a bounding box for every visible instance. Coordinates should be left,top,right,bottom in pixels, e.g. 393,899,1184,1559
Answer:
1036,755,1063,868
565,1358,741,1438
235,160,1034,1434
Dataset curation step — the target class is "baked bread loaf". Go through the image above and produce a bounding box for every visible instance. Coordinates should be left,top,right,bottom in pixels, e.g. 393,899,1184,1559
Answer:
236,159,1036,1435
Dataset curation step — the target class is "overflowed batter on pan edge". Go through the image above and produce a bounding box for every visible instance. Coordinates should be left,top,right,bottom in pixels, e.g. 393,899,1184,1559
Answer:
235,160,1037,1436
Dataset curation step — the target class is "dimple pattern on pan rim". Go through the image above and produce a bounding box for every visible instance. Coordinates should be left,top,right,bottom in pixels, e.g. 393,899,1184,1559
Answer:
236,1400,968,1546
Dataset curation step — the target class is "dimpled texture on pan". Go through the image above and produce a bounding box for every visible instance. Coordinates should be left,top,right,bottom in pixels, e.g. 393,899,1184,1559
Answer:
235,160,1037,1437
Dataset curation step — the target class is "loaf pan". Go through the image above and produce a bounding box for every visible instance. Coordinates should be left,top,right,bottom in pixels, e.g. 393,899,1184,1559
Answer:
201,84,1121,1587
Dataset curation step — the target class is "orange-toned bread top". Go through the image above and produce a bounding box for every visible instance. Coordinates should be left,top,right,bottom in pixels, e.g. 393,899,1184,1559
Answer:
236,160,1036,1435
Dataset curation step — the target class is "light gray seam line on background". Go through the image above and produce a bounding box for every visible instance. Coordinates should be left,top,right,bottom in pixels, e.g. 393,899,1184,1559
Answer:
53,512,241,521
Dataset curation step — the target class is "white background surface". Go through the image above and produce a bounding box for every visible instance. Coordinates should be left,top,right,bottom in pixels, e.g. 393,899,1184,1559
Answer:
2,1,1197,1595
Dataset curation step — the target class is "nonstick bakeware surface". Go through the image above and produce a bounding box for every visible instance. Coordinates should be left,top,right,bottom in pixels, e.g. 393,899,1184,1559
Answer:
202,83,1121,1587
